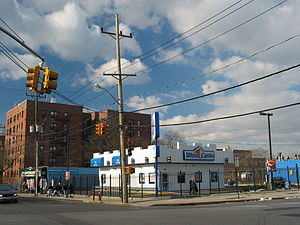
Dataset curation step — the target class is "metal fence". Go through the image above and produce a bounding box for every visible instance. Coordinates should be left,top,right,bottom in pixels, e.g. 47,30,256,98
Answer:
47,167,300,199
48,174,99,196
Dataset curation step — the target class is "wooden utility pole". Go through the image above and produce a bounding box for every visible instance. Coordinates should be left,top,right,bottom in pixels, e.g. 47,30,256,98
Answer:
101,14,135,203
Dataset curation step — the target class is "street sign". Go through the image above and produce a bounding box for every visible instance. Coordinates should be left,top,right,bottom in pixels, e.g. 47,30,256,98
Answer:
267,159,277,172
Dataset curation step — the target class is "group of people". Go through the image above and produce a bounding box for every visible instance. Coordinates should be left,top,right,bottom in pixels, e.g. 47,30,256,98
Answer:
47,183,74,198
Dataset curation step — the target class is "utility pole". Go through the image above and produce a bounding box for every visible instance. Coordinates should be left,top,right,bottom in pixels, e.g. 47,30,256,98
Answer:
101,14,135,203
27,93,45,196
259,112,274,190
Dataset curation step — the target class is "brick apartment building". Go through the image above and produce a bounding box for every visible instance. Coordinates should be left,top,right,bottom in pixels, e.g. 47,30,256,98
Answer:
2,100,151,184
0,134,4,183
218,148,266,185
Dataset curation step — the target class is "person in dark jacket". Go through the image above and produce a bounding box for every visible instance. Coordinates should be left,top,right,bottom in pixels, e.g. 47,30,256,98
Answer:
68,184,74,198
189,178,198,196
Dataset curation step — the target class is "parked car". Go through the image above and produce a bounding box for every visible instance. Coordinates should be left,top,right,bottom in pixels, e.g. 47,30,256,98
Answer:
273,177,286,189
0,184,18,203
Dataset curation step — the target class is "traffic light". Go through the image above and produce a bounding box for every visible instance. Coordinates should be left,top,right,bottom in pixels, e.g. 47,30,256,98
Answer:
42,67,58,93
127,138,133,156
100,123,109,135
26,66,40,92
125,166,135,174
95,123,101,136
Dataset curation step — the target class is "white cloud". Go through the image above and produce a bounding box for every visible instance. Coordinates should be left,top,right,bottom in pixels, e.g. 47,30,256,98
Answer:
0,54,39,80
201,80,229,95
127,95,168,116
152,47,187,64
161,57,300,154
85,57,150,87
0,1,142,63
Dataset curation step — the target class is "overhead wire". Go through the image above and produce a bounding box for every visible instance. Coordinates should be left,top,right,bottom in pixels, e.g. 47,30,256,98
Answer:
131,63,300,113
65,0,254,103
160,101,300,127
134,0,287,74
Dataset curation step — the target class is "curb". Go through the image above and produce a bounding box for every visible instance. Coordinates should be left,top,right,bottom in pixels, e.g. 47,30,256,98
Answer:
149,197,288,207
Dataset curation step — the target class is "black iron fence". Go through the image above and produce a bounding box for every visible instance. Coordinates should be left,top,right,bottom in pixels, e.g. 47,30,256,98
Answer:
46,167,300,199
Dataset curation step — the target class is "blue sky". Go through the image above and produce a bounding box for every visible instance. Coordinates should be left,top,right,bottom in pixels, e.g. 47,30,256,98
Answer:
1,0,300,156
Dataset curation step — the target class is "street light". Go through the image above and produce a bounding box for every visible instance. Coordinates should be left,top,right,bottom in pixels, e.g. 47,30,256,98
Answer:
259,111,274,190
94,84,119,105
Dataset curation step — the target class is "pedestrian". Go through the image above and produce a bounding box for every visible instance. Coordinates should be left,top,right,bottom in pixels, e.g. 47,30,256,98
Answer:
54,183,62,196
47,184,54,197
63,183,68,196
189,178,198,196
68,184,74,198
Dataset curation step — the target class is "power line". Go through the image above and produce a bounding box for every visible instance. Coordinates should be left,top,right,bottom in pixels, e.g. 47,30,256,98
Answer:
77,0,285,105
131,63,300,112
120,0,255,73
64,0,251,103
160,101,300,127
104,0,248,74
82,33,300,107
135,0,287,74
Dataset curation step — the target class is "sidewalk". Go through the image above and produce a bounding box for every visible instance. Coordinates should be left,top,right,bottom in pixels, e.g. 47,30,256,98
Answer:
19,189,300,207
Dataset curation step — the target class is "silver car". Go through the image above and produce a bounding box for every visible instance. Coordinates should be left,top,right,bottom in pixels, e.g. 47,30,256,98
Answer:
0,184,18,203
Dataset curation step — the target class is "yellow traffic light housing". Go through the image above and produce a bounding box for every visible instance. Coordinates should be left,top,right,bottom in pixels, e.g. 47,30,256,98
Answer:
125,166,135,174
26,66,40,92
95,123,101,136
42,67,58,93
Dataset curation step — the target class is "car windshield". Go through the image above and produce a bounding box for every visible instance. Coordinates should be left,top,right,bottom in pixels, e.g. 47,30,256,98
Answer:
0,184,13,191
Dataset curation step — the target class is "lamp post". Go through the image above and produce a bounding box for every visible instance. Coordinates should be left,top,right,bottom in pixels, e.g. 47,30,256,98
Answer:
259,112,274,190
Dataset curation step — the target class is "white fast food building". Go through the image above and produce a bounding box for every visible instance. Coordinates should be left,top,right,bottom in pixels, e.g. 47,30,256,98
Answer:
91,142,233,191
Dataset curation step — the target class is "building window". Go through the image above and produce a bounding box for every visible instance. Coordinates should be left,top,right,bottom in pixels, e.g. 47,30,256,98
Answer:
64,112,68,117
128,129,134,137
145,157,149,163
137,120,141,126
40,134,45,141
49,157,56,164
50,111,58,118
50,146,57,152
137,130,141,136
64,124,68,130
106,161,110,166
21,110,24,118
225,158,229,164
50,122,57,130
40,145,44,152
50,134,57,140
41,110,46,117
128,119,134,125
149,173,155,184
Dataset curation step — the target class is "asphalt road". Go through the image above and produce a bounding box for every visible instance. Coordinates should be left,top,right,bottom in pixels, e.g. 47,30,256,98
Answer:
0,197,299,225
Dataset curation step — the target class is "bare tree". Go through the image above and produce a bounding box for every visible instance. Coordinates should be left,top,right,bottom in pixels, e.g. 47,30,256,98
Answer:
158,130,185,149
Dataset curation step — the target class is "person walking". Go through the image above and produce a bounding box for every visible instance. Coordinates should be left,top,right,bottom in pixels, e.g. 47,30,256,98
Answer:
68,184,74,198
47,184,54,197
189,178,198,196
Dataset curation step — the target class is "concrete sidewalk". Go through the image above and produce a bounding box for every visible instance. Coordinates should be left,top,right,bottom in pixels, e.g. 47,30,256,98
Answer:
19,189,300,207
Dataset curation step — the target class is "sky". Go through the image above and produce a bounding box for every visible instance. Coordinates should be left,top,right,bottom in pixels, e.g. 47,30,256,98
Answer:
1,0,300,157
